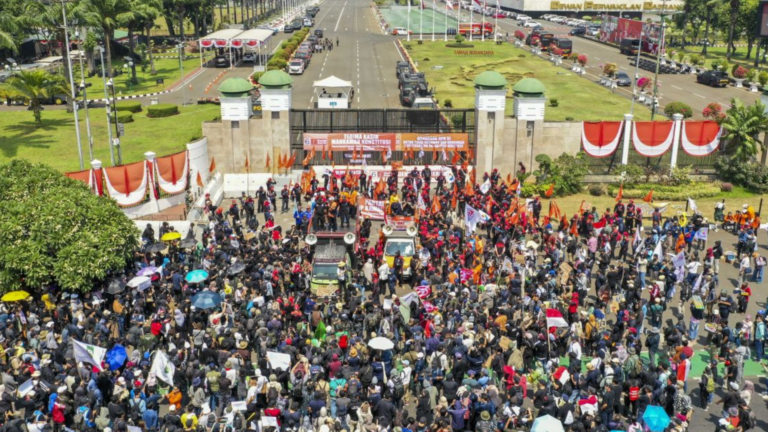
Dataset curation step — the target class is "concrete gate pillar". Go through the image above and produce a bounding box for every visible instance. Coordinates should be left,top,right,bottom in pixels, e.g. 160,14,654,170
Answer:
473,71,508,175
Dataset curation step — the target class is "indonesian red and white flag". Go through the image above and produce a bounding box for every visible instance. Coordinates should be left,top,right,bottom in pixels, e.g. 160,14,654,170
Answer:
546,309,568,328
553,366,570,385
446,0,454,10
578,395,599,415
592,218,607,235
423,301,437,313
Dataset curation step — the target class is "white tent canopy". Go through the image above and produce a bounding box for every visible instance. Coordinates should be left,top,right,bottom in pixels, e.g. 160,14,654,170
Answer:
230,29,274,47
313,76,353,88
199,29,245,47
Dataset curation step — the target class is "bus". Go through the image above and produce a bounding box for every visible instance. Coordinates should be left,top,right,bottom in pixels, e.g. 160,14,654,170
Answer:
551,37,573,57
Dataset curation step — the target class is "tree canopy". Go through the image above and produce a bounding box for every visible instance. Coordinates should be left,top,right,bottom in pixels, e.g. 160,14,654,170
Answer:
0,160,139,293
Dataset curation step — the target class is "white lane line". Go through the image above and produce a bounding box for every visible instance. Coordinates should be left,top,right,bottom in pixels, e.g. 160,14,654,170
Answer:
334,6,345,32
595,57,601,60
671,85,683,90
693,93,706,98
619,66,627,70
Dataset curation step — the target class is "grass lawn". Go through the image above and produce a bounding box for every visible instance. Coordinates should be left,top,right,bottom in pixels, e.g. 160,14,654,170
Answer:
0,104,220,172
71,56,204,97
554,186,765,221
405,41,653,121
675,44,766,71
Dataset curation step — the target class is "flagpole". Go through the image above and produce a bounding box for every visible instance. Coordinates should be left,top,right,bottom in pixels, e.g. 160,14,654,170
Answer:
481,0,485,42
494,0,498,42
432,1,435,41
470,7,473,42
445,1,448,41
420,0,423,41
408,0,412,42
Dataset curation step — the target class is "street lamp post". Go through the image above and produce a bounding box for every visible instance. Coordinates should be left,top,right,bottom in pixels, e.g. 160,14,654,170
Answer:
650,0,668,120
99,46,115,166
123,58,135,92
179,43,186,106
76,31,94,161
107,78,122,165
60,0,84,170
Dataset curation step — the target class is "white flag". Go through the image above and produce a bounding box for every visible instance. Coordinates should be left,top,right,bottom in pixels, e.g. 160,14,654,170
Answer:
419,149,425,158
480,179,492,194
633,227,642,246
694,228,708,241
73,340,106,371
442,150,448,161
652,240,663,259
692,273,703,293
465,204,482,233
672,251,686,268
417,193,428,211
150,351,176,386
687,197,697,213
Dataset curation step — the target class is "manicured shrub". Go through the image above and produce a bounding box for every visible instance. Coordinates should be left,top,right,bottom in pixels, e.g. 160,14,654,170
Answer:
116,101,142,113
720,182,733,192
111,112,134,123
147,103,179,118
664,101,693,119
588,183,606,196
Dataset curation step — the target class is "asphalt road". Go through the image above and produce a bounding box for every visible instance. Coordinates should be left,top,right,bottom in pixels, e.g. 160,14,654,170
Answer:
424,4,760,118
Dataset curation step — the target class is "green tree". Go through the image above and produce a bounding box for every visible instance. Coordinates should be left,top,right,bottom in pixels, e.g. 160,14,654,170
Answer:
77,0,136,79
0,70,68,127
0,160,139,294
0,9,18,52
721,98,768,161
121,0,162,83
726,0,740,60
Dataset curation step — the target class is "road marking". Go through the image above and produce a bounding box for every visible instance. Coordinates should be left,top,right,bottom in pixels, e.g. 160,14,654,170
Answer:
595,57,601,60
671,85,683,90
334,6,345,32
310,96,314,103
619,67,627,70
693,93,706,98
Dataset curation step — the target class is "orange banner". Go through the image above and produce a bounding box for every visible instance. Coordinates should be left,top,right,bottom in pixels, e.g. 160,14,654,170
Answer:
303,133,396,151
398,133,469,151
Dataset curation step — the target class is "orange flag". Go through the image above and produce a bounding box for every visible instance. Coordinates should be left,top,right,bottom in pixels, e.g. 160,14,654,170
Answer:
266,152,271,168
328,148,333,161
615,184,624,202
469,169,476,185
570,220,579,235
432,148,438,160
196,171,204,187
431,195,442,214
403,151,409,161
451,151,460,164
245,155,250,171
302,152,311,166
382,149,388,163
464,181,475,196
209,157,216,173
410,149,415,159
642,189,654,203
287,151,297,168
506,173,512,185
322,145,327,160
544,183,555,198
578,200,588,213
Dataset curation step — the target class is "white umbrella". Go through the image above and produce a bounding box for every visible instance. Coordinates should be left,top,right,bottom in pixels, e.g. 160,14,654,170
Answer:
531,415,564,432
127,276,151,291
367,337,395,351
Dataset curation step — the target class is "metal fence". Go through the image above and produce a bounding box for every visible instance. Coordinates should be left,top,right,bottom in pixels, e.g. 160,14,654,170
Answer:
289,108,476,167
586,145,722,175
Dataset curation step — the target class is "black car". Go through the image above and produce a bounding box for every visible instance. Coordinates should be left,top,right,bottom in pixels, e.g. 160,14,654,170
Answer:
284,24,295,33
398,72,426,90
697,70,730,87
400,87,415,107
214,55,230,67
615,71,632,86
314,29,324,38
569,27,586,36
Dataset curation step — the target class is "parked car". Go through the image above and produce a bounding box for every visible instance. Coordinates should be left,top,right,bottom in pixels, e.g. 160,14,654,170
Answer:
516,14,531,21
569,27,586,36
294,50,312,65
242,53,255,63
288,59,305,74
214,55,230,67
523,20,541,28
392,27,412,35
303,17,314,27
314,29,324,38
587,26,600,36
619,38,640,55
615,71,632,86
284,24,295,33
697,70,730,87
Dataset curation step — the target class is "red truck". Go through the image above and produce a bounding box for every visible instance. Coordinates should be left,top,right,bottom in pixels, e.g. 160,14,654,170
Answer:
458,23,494,37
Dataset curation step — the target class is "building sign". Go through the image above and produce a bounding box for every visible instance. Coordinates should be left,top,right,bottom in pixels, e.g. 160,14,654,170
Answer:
303,133,469,151
500,0,681,11
758,1,768,38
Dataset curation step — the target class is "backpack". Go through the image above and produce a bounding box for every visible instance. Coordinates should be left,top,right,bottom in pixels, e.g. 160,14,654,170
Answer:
267,385,278,403
431,353,444,371
337,402,348,417
74,406,86,428
743,408,756,430
704,374,715,393
292,382,303,400
392,374,405,399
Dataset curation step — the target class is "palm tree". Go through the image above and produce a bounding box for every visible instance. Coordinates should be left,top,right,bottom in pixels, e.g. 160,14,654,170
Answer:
0,11,18,52
122,0,162,83
722,98,768,161
1,70,68,127
76,0,135,78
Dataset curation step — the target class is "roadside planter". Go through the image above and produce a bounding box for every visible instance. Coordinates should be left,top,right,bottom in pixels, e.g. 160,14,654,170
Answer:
750,82,760,92
733,78,745,88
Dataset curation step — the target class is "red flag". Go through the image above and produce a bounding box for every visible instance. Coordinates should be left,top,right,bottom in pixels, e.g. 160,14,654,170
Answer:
544,183,555,198
615,184,623,202
432,148,438,160
209,157,216,173
196,171,204,187
266,152,271,168
592,218,607,232
322,145,327,160
642,189,654,203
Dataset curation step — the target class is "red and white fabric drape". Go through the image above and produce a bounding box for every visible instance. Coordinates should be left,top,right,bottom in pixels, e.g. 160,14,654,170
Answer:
102,161,148,207
681,121,722,156
581,121,623,158
632,121,675,157
155,151,189,195
64,169,103,196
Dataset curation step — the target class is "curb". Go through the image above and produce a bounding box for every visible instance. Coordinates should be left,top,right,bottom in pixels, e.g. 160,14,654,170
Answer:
86,67,206,102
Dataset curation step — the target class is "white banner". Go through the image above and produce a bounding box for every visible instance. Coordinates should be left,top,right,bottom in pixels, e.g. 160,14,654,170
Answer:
150,351,176,386
694,228,708,241
73,340,106,371
266,351,292,372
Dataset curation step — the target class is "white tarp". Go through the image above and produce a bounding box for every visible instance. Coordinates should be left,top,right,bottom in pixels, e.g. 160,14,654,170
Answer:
313,76,353,88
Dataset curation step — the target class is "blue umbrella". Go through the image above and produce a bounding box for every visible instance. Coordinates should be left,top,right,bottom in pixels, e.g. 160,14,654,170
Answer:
185,270,209,284
642,406,670,432
105,344,128,370
191,291,222,310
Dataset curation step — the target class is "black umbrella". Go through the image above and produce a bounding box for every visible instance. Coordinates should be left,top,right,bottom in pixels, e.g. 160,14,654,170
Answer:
180,237,198,248
227,262,246,275
106,278,126,294
143,242,167,253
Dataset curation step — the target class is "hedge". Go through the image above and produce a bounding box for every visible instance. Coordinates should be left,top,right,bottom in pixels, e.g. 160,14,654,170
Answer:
116,101,142,113
111,113,134,123
147,103,179,118
607,182,720,200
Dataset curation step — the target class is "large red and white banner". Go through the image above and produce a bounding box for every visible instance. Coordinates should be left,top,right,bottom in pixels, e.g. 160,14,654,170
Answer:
358,197,386,220
384,214,416,230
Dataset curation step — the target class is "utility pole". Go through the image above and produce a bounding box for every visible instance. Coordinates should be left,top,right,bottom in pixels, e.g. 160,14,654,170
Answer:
650,0,667,120
61,0,84,170
99,46,115,166
76,30,93,161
